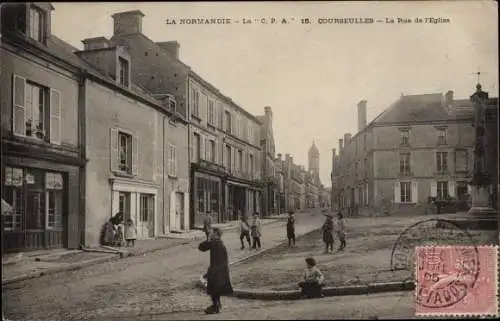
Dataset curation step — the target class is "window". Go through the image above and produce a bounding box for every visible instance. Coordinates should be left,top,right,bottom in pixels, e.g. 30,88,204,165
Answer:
437,128,447,145
12,75,61,144
364,158,368,176
118,57,130,87
455,150,467,172
225,145,232,171
46,172,63,229
399,153,411,175
193,133,201,162
207,140,216,162
118,132,132,173
400,182,412,203
437,181,448,200
400,129,409,145
436,152,448,172
248,125,253,142
168,96,176,113
224,111,232,133
139,194,154,222
29,6,44,42
168,144,177,177
191,89,200,117
238,150,243,173
249,154,254,176
208,100,215,125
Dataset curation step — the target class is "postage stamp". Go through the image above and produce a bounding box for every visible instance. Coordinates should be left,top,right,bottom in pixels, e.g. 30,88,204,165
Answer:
415,245,498,317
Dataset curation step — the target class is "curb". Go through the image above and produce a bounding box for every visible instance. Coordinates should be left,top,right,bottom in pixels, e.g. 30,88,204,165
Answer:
197,279,415,301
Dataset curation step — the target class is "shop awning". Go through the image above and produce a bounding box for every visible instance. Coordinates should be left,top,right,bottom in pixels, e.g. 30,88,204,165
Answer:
2,198,13,215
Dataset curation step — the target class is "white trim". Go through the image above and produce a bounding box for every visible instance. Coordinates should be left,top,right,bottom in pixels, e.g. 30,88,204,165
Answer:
112,182,158,195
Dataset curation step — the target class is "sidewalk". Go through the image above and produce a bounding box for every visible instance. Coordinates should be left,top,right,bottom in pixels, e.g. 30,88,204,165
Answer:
2,217,284,285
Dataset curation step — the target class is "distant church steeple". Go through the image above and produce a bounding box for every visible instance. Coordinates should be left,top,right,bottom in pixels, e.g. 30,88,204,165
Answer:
308,140,320,179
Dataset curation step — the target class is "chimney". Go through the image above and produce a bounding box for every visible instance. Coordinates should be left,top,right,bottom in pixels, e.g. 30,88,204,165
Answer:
156,41,180,59
277,153,282,160
338,139,344,153
81,37,111,51
344,133,352,145
357,100,367,132
264,106,273,119
112,10,145,36
332,148,336,167
445,90,454,106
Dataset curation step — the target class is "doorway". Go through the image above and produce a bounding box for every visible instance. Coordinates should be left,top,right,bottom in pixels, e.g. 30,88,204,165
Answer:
176,192,185,230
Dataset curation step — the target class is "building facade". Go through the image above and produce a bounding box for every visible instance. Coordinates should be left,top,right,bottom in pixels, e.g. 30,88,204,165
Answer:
332,93,479,216
1,3,85,252
108,10,263,228
257,107,278,217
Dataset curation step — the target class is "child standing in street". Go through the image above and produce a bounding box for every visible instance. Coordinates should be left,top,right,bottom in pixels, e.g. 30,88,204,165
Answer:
251,213,262,250
239,214,252,250
115,219,125,247
337,212,346,252
322,213,334,254
286,211,296,247
298,257,325,298
124,218,137,247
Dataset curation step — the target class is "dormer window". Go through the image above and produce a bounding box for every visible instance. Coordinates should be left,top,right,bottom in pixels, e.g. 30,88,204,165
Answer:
118,56,130,88
29,6,44,42
167,95,177,113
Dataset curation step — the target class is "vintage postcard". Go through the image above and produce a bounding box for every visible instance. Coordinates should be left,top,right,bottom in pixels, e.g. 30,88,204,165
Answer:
1,1,498,320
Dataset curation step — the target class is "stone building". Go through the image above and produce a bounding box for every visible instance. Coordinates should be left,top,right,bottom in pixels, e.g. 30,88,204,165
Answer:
1,3,85,252
306,141,321,208
256,106,278,217
282,154,305,211
331,92,478,216
108,10,263,227
274,154,286,213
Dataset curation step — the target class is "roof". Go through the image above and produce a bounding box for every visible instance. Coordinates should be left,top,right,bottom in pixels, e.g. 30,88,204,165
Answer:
308,140,319,155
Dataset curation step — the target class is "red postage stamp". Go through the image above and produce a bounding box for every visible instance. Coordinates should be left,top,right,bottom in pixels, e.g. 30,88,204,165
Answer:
415,245,498,317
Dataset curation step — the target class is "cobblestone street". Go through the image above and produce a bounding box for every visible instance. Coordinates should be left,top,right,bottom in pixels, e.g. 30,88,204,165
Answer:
3,211,324,321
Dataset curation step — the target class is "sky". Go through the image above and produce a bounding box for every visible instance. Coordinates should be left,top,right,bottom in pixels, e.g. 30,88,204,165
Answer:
50,1,498,186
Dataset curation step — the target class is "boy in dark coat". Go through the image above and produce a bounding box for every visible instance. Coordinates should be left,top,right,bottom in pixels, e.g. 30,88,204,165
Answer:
286,211,296,247
198,227,233,314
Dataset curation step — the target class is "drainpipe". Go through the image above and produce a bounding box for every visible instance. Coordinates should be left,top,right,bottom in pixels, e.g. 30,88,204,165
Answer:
162,115,167,235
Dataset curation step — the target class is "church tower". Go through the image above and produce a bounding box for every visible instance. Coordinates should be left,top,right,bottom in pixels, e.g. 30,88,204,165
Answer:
308,140,320,178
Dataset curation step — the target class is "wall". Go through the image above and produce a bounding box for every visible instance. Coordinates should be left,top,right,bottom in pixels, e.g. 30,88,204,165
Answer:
1,48,79,146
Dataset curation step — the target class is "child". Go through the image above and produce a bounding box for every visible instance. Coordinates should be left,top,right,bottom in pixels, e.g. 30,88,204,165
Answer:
115,219,125,247
102,220,115,246
286,211,296,247
322,214,334,254
124,218,137,247
203,211,213,241
337,212,346,252
251,213,262,250
239,214,252,250
298,257,325,298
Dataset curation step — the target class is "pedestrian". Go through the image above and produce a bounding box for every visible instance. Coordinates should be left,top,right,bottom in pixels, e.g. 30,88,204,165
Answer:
102,220,115,246
198,227,233,314
298,257,325,299
286,210,296,247
337,212,347,252
203,211,213,241
322,213,334,254
115,218,125,247
251,212,262,250
239,213,252,250
124,218,137,247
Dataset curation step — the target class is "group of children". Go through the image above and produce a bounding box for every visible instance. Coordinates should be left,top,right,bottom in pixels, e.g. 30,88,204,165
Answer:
103,212,138,247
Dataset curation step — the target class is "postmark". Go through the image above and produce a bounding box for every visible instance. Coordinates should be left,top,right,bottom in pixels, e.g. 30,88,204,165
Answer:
415,245,498,317
390,219,478,278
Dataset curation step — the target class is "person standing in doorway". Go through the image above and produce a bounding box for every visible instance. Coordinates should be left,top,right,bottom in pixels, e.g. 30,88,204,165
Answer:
124,218,137,247
251,212,262,250
203,211,213,241
337,212,347,251
286,210,296,247
198,227,233,314
239,214,252,250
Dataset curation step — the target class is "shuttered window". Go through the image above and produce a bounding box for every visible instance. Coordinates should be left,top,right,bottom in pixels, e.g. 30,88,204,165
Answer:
168,143,177,177
111,128,139,176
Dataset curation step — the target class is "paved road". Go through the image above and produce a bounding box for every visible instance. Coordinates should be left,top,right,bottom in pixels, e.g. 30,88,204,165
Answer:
100,291,416,320
4,210,325,321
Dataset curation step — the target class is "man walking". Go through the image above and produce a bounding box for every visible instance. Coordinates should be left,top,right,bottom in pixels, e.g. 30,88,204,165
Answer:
239,213,252,250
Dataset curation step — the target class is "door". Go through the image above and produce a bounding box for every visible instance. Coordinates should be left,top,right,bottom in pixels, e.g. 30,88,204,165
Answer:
176,192,184,230
138,194,154,239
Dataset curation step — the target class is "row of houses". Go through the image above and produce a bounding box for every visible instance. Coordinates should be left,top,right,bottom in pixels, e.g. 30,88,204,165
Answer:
330,87,498,216
0,4,282,252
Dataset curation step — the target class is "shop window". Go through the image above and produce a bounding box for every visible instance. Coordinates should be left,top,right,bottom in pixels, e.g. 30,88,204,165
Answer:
140,194,154,222
119,192,131,219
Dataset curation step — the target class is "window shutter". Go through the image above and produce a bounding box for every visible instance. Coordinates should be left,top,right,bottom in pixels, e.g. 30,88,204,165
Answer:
12,74,26,135
242,150,247,175
394,181,401,203
231,147,235,173
430,181,437,197
411,180,418,203
49,89,62,145
173,145,177,176
190,132,195,161
214,139,219,164
200,136,205,160
110,128,119,172
449,181,456,198
132,135,139,176
167,143,173,176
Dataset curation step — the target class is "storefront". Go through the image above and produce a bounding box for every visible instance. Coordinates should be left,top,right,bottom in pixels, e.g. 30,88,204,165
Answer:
192,172,222,228
2,160,81,252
